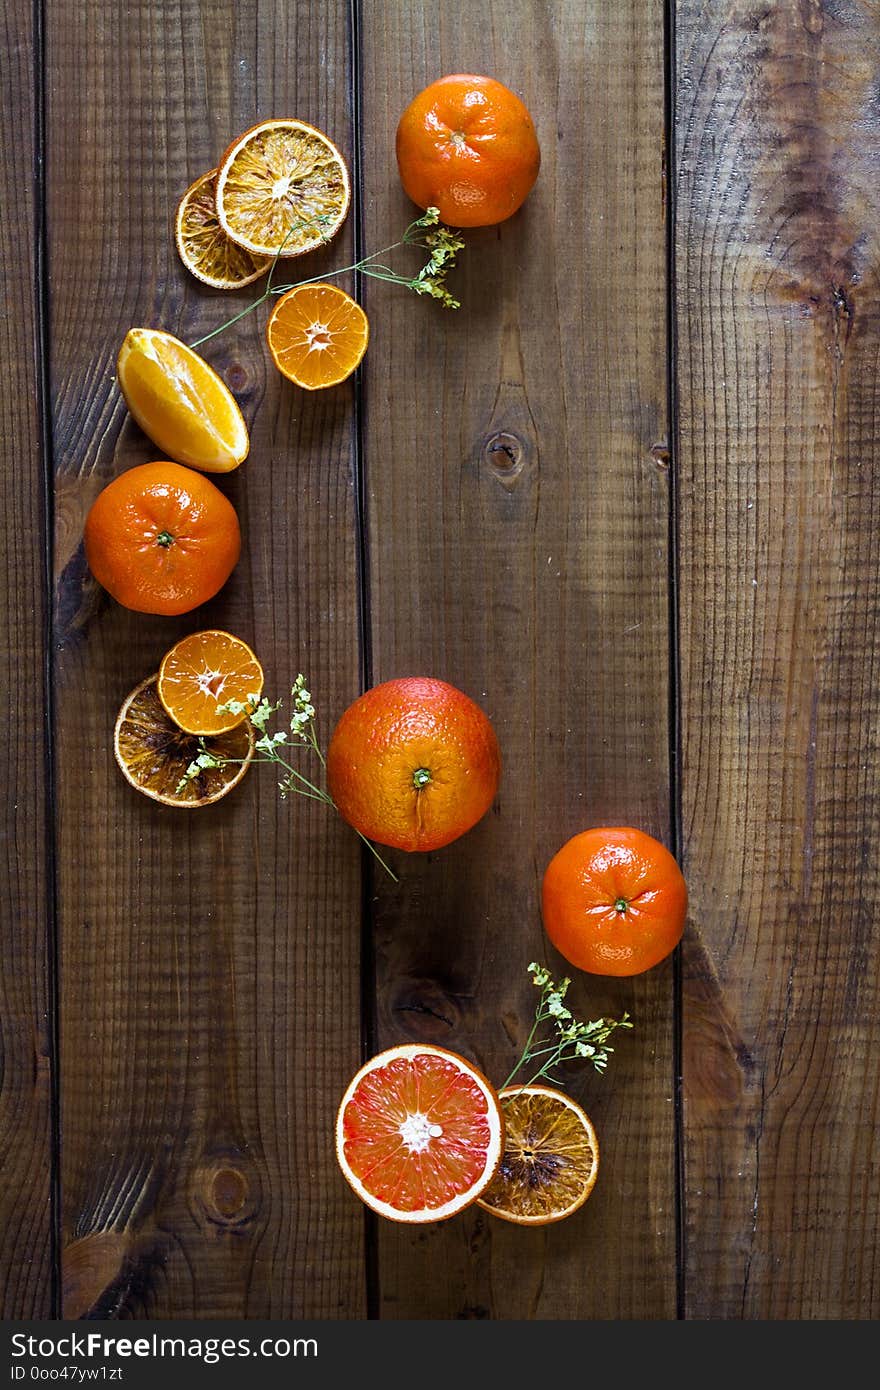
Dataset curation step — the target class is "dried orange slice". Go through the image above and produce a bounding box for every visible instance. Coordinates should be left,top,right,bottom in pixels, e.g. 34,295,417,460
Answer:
215,118,350,259
114,675,254,808
336,1043,505,1223
266,284,368,389
117,328,249,473
175,169,271,290
158,630,264,736
476,1084,599,1225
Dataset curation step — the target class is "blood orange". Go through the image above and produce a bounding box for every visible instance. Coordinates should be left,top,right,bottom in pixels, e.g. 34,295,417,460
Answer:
335,1043,504,1222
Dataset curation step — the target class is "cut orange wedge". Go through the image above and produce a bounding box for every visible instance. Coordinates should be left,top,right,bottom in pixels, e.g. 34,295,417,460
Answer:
476,1085,600,1225
115,675,254,808
216,118,350,259
175,169,271,290
158,630,264,736
335,1043,505,1223
116,328,249,473
266,283,368,389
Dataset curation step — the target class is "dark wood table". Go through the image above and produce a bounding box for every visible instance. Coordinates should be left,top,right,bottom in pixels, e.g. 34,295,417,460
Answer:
3,0,878,1321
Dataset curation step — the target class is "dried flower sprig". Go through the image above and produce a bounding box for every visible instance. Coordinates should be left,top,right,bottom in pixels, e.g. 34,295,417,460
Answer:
190,208,464,349
177,675,398,881
501,963,633,1091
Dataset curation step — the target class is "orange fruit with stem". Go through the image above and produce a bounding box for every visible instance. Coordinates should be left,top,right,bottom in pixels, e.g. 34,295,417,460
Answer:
158,630,264,736
326,676,501,852
175,169,271,290
215,118,350,259
477,1085,600,1226
541,827,688,976
117,328,249,473
335,1043,505,1222
266,283,369,389
396,73,540,228
114,675,254,808
83,461,241,616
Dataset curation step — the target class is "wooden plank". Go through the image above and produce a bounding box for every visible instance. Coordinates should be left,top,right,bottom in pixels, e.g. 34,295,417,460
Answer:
360,1,674,1318
0,0,55,1319
677,0,880,1317
49,0,365,1317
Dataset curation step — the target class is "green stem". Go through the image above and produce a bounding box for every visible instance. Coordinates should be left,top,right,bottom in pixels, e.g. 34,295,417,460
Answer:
500,1008,547,1090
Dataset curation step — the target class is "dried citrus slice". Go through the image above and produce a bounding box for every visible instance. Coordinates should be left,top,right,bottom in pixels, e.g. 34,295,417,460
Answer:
117,328,249,473
114,675,254,807
266,284,368,389
476,1084,599,1225
158,630,264,736
175,169,271,289
215,118,350,258
335,1043,505,1223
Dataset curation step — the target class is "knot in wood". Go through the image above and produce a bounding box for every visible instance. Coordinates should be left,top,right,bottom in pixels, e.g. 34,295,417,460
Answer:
195,1159,257,1229
221,359,250,395
483,431,526,489
391,979,461,1041
650,442,670,471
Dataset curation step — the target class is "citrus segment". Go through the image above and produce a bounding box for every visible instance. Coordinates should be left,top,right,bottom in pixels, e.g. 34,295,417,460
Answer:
158,630,264,736
114,676,254,808
83,461,241,616
477,1085,599,1225
215,118,350,258
175,169,271,290
336,1043,504,1222
266,283,368,389
117,328,249,473
326,677,501,852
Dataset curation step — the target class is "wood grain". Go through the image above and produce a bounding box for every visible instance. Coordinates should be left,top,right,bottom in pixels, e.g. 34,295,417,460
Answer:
361,0,674,1318
676,0,880,1317
48,0,365,1317
0,0,55,1319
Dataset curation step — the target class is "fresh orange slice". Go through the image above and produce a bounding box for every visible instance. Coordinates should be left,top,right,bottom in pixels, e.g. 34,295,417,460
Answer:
114,675,254,808
175,169,271,290
117,328,249,473
476,1084,600,1225
266,283,368,389
215,118,350,259
335,1043,505,1223
158,630,264,736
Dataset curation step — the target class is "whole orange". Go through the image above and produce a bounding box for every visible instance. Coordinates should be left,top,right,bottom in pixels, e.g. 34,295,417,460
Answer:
84,461,241,615
541,827,687,977
326,677,501,852
395,74,540,227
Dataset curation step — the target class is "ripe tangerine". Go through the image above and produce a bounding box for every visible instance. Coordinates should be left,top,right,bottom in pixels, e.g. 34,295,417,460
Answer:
541,827,687,977
396,73,540,227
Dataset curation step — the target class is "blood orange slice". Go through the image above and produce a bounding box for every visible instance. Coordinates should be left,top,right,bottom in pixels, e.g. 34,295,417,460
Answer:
335,1043,504,1223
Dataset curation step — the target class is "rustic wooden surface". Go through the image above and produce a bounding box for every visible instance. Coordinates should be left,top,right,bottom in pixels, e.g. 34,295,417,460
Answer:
2,0,879,1321
676,0,880,1318
361,0,674,1319
0,0,54,1319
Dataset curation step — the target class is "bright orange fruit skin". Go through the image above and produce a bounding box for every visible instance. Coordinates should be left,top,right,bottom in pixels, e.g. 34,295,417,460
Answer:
396,74,540,228
541,827,688,977
84,461,241,615
326,676,501,852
